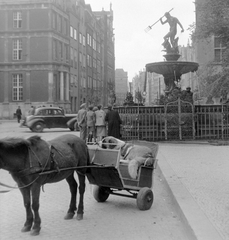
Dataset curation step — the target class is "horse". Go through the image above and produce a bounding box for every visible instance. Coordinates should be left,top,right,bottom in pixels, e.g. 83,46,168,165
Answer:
0,134,90,236
99,136,158,179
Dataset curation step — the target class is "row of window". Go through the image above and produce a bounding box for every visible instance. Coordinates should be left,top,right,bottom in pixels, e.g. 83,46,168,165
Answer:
11,73,102,102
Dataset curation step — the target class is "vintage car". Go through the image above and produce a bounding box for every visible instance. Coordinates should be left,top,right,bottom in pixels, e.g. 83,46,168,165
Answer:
25,107,78,132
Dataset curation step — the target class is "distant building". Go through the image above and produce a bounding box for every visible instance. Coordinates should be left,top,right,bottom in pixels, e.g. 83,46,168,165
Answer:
0,0,115,119
145,72,164,106
115,68,128,106
194,0,225,103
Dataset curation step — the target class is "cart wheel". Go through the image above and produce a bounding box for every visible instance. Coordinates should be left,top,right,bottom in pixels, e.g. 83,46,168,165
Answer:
93,186,110,202
137,187,154,210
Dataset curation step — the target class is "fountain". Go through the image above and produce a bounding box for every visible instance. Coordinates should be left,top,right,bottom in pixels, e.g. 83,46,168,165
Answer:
145,12,199,140
145,12,199,103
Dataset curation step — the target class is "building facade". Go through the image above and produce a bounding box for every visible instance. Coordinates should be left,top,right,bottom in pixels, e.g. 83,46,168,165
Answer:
0,0,115,119
115,68,128,106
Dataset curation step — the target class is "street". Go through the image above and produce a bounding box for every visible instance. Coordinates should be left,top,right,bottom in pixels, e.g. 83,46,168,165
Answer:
0,121,192,240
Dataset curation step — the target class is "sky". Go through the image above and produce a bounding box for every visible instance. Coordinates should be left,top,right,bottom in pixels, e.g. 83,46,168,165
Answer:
85,0,196,81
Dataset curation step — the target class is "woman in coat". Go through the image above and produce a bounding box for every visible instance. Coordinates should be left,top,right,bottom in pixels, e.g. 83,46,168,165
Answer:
105,104,122,139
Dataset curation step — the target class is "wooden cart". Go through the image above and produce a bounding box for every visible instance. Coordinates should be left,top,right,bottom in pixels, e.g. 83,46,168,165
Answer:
86,143,158,210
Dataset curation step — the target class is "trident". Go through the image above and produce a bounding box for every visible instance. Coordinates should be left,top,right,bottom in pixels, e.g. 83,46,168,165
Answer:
145,8,174,32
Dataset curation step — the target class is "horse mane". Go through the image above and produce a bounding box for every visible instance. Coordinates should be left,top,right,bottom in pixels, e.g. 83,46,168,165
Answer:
0,135,41,149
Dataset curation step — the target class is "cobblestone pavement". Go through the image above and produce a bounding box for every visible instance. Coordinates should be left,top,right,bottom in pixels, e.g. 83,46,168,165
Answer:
1,121,228,239
158,143,228,240
0,121,192,240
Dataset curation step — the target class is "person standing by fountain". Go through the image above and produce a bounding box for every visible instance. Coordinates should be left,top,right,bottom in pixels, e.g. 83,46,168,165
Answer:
160,12,184,50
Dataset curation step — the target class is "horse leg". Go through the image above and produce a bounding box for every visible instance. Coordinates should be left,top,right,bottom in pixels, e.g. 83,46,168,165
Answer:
30,184,41,236
64,173,77,220
76,173,86,220
20,187,34,232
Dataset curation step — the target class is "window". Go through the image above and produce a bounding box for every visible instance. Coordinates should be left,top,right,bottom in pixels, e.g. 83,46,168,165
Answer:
52,12,56,29
59,41,63,60
93,39,96,50
83,54,86,68
74,49,77,68
87,76,92,88
13,39,22,60
57,15,61,32
53,40,57,60
65,44,69,63
70,47,74,67
74,29,77,40
83,35,85,46
214,36,226,62
12,74,23,101
79,33,82,44
79,52,82,63
70,26,73,38
87,33,90,45
13,11,22,28
97,60,101,73
93,58,96,69
93,79,97,89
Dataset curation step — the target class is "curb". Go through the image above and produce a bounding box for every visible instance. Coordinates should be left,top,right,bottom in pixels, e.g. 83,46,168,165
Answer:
157,151,223,240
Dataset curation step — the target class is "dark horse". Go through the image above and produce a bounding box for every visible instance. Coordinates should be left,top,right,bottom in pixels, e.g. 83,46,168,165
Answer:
0,134,90,236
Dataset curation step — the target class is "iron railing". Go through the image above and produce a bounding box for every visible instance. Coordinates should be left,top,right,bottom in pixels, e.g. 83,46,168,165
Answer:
116,104,229,141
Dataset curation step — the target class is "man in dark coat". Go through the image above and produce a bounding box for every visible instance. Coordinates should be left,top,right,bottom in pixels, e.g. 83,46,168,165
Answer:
105,104,122,139
77,103,87,142
16,106,22,123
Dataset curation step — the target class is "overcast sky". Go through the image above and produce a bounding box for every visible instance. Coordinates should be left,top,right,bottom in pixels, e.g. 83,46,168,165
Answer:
85,0,196,81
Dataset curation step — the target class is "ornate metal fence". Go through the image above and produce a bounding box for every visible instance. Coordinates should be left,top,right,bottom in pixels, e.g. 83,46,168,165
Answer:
116,103,229,141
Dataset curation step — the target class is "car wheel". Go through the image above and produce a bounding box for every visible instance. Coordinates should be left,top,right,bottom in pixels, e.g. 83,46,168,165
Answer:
32,122,44,133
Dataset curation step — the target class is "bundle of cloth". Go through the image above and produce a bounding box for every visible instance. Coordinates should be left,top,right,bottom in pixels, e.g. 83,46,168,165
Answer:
98,136,158,179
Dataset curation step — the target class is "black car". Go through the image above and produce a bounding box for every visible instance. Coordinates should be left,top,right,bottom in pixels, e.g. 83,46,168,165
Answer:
25,107,78,132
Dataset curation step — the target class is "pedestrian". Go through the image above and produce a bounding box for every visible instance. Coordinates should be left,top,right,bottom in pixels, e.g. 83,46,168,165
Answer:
77,103,87,142
86,105,96,143
16,106,22,123
105,104,122,139
95,104,106,142
28,106,35,115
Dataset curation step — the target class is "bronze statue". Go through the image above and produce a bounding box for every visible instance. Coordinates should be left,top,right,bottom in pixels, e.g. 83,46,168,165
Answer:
160,12,184,50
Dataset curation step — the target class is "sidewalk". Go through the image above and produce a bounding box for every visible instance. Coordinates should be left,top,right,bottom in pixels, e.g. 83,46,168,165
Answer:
157,142,228,240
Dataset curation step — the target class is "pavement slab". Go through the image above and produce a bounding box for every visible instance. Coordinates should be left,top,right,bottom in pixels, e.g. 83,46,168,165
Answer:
158,143,228,240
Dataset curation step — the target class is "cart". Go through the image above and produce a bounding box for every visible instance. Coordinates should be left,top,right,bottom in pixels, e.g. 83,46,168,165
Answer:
86,142,158,210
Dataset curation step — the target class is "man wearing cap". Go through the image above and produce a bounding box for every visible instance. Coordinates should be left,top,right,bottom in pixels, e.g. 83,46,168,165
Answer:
77,103,87,142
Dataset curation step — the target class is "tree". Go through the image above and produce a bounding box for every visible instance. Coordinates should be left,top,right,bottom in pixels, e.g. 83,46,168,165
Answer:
190,0,229,100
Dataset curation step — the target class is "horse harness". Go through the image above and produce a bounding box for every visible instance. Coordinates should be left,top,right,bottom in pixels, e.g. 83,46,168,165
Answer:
16,144,62,177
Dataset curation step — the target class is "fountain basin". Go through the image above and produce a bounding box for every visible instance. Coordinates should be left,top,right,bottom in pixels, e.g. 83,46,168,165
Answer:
146,61,199,76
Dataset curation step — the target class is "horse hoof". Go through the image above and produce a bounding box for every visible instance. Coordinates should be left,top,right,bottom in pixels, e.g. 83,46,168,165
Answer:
21,226,31,232
30,228,40,236
76,213,83,220
64,212,74,220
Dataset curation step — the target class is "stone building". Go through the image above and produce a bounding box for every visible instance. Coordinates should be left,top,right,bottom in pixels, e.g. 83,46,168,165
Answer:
0,0,115,119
